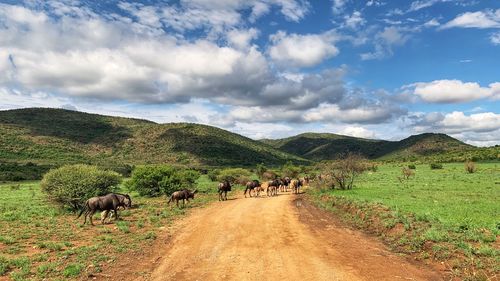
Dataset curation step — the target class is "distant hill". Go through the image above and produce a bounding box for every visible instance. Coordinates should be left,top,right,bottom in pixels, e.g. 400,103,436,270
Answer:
0,108,307,167
262,132,498,162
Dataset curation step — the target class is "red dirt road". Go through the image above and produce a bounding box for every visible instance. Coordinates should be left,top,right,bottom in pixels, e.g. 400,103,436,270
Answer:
139,192,442,281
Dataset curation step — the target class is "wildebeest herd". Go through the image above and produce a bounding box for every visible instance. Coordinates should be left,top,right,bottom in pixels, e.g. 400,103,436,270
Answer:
78,176,309,226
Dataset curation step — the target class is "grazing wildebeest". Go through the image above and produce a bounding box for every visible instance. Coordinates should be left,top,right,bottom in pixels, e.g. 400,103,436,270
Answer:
266,179,280,197
218,181,231,201
290,179,302,194
168,189,198,207
244,180,260,198
78,193,132,225
100,193,132,224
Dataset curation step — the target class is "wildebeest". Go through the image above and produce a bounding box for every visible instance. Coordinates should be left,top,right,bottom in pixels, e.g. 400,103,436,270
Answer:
281,177,291,192
253,184,265,197
168,189,198,207
244,180,260,198
78,193,132,225
266,179,280,197
290,179,302,194
218,181,231,201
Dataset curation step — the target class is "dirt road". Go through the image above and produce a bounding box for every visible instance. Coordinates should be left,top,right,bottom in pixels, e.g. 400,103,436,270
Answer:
139,192,442,281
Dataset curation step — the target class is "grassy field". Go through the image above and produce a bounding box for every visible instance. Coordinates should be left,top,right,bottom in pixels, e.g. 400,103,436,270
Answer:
311,162,499,279
0,175,219,280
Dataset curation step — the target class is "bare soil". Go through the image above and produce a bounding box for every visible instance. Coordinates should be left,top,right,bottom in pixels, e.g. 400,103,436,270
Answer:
103,192,444,281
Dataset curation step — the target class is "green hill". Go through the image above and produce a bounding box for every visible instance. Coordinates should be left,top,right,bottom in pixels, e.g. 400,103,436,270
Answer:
0,108,307,167
262,132,498,162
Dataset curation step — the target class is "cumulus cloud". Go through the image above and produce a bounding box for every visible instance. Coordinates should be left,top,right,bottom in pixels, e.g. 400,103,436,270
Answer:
491,32,500,45
408,79,500,103
360,26,410,60
409,111,500,146
338,126,376,138
332,0,349,15
441,9,500,29
342,11,366,30
269,30,339,67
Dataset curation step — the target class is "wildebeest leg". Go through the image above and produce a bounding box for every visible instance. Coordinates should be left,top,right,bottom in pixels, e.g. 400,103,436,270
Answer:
89,210,96,226
101,210,109,224
244,188,248,198
224,190,227,201
176,199,179,207
113,207,119,221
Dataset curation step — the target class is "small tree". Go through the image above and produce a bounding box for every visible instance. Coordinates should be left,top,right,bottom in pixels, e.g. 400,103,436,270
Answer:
217,168,251,185
328,153,368,190
256,163,267,179
397,167,415,186
126,165,200,197
281,161,301,178
464,161,476,174
207,169,220,182
41,164,121,210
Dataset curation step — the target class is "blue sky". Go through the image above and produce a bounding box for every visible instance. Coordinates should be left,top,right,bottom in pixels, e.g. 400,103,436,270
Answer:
0,0,499,146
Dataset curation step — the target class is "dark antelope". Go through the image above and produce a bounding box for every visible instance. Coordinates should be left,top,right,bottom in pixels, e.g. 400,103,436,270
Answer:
218,181,231,201
78,193,131,225
168,189,198,207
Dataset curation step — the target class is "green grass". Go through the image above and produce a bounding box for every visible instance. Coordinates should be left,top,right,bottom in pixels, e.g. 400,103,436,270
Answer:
0,178,220,280
310,162,500,279
334,163,498,234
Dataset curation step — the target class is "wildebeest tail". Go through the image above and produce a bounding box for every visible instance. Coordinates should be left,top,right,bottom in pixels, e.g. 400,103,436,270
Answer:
77,201,88,218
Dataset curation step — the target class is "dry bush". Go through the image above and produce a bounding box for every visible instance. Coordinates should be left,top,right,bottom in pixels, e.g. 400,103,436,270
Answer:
320,153,369,190
464,161,477,174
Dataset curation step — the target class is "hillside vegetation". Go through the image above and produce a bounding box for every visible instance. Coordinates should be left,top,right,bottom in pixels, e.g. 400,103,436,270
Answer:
262,132,499,162
0,108,306,167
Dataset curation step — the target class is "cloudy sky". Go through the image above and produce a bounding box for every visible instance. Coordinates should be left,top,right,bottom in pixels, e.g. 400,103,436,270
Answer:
0,0,499,146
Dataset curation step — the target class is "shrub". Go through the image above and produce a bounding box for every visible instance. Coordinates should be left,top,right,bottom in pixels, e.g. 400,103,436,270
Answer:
408,164,416,170
256,163,267,179
430,163,443,170
281,161,301,178
126,165,200,197
321,153,368,190
41,165,121,210
207,169,220,182
464,161,476,174
217,168,251,184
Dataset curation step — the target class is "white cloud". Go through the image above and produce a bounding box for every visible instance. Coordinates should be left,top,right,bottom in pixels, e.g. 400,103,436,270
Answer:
424,18,440,27
360,26,410,60
332,0,349,15
338,126,376,138
409,79,500,103
303,103,399,124
343,11,366,30
491,31,500,45
409,111,500,146
226,28,259,49
441,9,500,29
269,31,339,67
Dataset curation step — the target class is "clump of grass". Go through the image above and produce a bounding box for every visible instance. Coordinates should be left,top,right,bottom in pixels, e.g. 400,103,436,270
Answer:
63,263,83,278
430,163,443,170
116,221,130,233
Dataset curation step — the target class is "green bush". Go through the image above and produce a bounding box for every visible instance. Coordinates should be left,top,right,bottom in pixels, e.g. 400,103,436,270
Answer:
408,164,416,170
41,164,121,210
217,168,251,184
126,165,200,197
207,169,220,182
281,161,301,178
430,163,443,170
